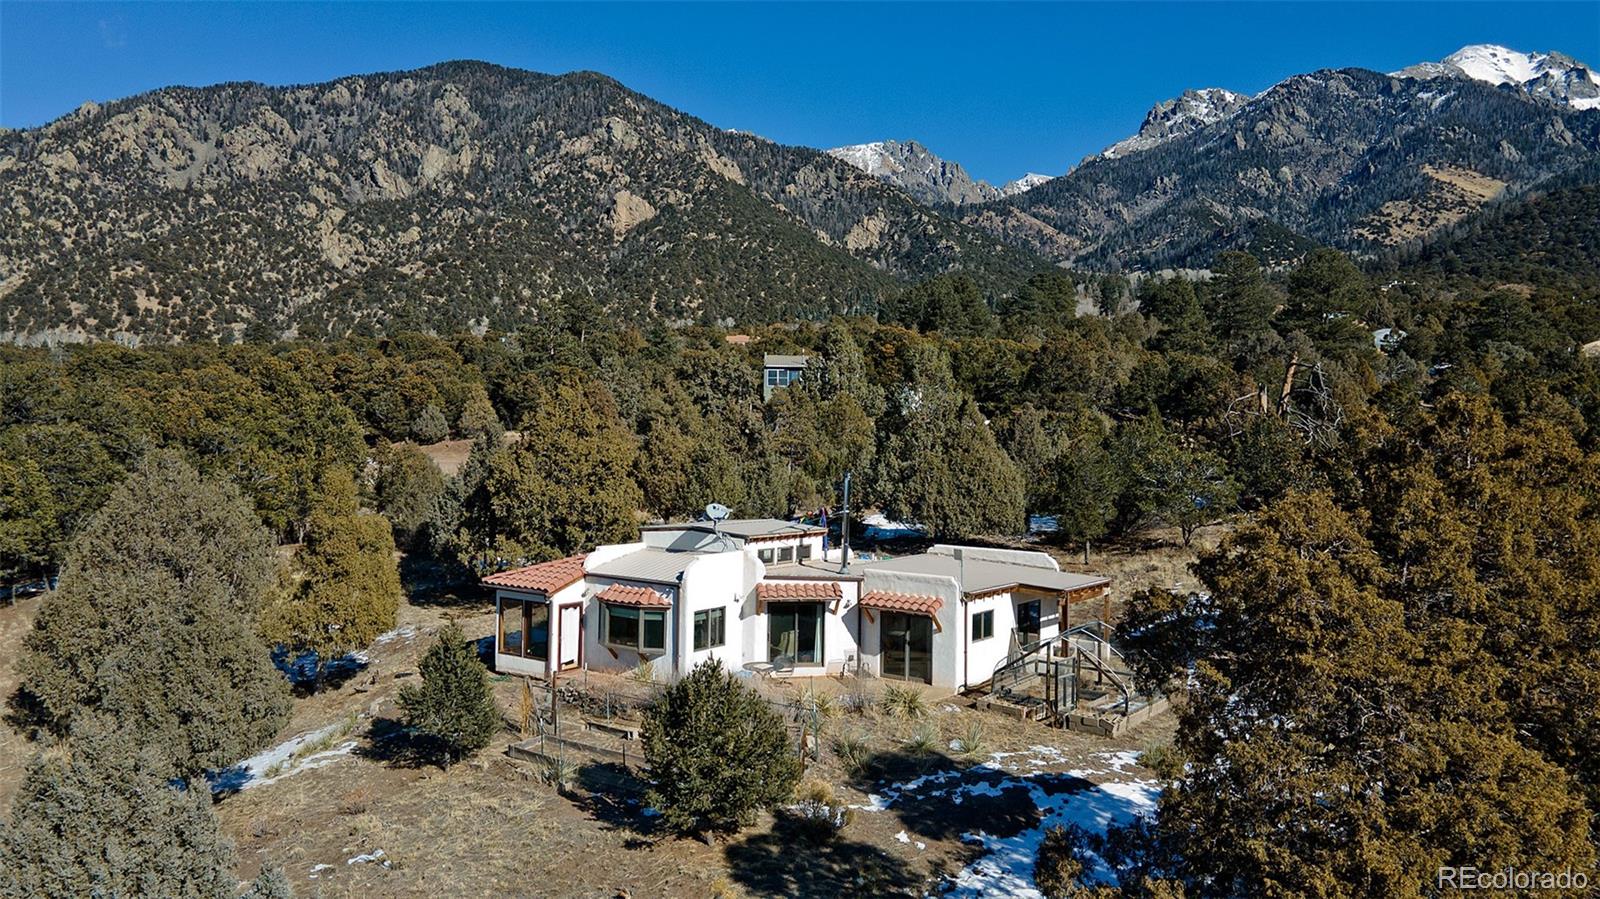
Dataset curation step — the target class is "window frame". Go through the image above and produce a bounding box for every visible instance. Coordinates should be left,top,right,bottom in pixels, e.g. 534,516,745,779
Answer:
758,548,775,564
603,602,667,654
693,607,726,651
777,546,794,563
971,609,995,642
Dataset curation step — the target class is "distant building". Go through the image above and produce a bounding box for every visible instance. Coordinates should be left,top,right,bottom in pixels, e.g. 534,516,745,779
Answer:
762,353,809,400
482,518,1110,688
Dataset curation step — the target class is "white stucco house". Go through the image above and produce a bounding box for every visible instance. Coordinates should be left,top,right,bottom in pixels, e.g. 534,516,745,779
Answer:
482,518,1110,689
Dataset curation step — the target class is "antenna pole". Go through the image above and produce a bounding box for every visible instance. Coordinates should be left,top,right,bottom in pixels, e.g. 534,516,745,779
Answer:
839,472,852,573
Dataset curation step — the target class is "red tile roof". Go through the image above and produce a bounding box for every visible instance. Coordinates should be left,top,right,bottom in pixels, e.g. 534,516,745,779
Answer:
595,583,672,608
859,590,943,617
757,581,843,601
482,554,588,592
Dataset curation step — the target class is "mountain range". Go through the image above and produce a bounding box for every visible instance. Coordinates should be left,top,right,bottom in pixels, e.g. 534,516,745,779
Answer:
1,44,1596,342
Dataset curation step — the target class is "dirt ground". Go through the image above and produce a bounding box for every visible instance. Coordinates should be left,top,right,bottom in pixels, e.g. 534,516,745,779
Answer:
0,540,1184,898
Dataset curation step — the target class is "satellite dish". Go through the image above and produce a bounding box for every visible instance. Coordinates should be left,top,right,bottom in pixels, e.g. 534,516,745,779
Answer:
705,502,732,522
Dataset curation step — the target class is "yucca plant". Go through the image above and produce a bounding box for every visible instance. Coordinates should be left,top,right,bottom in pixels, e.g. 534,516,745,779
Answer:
882,684,927,720
956,717,988,757
832,730,873,777
904,720,941,756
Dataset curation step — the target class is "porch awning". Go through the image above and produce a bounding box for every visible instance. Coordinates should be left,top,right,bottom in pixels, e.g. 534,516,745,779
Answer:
482,554,588,593
757,581,842,601
595,583,671,609
757,580,843,613
859,590,943,617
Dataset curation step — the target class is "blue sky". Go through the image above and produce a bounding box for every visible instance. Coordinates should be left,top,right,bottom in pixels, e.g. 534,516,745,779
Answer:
3,2,1596,183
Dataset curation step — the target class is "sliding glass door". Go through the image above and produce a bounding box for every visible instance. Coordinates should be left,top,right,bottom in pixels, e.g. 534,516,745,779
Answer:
767,602,824,665
880,612,933,683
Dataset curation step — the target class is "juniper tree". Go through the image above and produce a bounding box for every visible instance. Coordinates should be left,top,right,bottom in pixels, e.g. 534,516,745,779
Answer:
0,455,57,601
399,623,500,767
374,441,446,548
265,467,401,686
14,450,290,776
0,718,240,899
642,659,800,837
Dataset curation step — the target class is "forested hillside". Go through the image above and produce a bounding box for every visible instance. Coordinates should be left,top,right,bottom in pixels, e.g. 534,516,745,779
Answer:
967,67,1600,270
0,62,1039,342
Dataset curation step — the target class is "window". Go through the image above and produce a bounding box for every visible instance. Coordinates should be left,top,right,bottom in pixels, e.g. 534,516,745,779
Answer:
499,599,524,655
797,543,812,561
693,608,726,651
603,604,667,653
498,598,550,660
767,602,824,665
758,548,775,564
972,609,995,641
778,546,794,563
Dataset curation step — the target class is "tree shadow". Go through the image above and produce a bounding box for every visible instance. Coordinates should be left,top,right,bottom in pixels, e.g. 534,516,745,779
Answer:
568,761,660,848
400,553,484,608
724,811,925,898
355,716,434,769
3,685,57,741
271,646,369,696
847,749,1083,844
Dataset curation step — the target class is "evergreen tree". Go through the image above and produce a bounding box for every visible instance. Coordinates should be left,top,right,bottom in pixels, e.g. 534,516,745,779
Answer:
462,375,641,568
874,348,1025,537
242,867,295,899
398,623,500,767
0,456,58,600
0,719,240,899
1207,251,1278,366
15,450,289,776
642,659,800,837
1139,277,1213,354
409,403,450,444
456,382,504,445
266,467,401,686
375,441,446,547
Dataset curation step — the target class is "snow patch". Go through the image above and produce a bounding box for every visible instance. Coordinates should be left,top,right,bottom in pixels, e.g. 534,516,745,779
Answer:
207,720,360,793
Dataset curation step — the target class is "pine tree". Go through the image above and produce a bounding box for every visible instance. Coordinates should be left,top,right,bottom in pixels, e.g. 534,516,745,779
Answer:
399,623,500,767
242,866,295,899
642,659,800,837
0,718,240,899
266,467,401,686
15,450,289,776
456,382,504,445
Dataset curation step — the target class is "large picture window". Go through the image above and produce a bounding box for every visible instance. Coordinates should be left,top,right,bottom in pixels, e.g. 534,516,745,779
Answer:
603,604,667,654
498,598,550,661
694,608,726,651
767,601,823,665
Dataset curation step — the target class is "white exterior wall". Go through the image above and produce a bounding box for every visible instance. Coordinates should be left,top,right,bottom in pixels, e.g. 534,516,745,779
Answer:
493,580,586,679
678,551,754,676
858,569,963,688
581,576,679,678
962,591,1016,689
741,576,863,674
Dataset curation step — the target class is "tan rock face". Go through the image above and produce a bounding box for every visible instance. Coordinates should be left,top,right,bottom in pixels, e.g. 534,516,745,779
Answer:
611,189,657,240
844,213,888,251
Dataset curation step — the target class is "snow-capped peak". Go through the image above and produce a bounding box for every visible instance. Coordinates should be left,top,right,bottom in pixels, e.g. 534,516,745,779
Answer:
828,141,901,177
1393,44,1600,110
1000,172,1052,197
1101,87,1250,159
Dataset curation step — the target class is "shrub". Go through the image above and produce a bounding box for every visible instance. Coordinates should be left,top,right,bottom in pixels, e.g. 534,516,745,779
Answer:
642,659,801,837
956,718,988,757
631,656,656,683
398,623,499,767
882,684,927,720
904,720,941,756
1035,825,1090,899
541,755,578,791
789,778,853,844
832,730,873,777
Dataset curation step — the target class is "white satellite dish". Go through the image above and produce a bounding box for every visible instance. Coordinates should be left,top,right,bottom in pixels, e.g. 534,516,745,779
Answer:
705,502,731,522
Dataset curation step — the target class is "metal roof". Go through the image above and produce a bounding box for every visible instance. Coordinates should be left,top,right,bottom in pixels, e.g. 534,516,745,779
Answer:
857,551,1108,597
763,354,810,369
640,518,823,539
587,548,703,585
